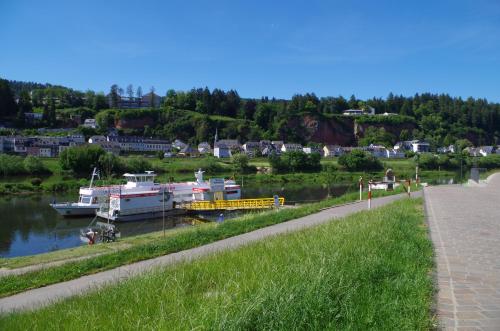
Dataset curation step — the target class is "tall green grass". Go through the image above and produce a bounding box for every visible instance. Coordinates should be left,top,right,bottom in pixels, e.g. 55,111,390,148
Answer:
0,198,434,330
0,186,415,298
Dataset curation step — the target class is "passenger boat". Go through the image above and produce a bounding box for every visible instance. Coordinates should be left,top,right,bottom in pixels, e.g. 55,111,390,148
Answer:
50,168,118,217
96,169,241,222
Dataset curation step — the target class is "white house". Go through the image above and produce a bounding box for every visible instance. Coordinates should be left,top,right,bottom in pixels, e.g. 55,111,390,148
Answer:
214,144,231,158
479,146,495,156
303,146,323,156
281,143,303,153
83,118,98,129
323,145,344,157
411,141,430,153
342,106,375,116
385,149,405,158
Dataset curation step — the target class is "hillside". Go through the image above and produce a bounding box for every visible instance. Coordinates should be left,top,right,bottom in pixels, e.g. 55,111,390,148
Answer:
2,78,500,147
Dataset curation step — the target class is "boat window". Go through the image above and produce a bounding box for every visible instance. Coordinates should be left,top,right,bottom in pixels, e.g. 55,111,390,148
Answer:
81,197,91,204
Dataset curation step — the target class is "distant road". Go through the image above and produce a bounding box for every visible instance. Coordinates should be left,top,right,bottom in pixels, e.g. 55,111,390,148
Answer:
425,173,500,330
0,191,420,314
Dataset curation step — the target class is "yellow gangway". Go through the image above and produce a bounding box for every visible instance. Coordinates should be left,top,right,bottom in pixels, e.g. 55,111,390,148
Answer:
182,197,285,211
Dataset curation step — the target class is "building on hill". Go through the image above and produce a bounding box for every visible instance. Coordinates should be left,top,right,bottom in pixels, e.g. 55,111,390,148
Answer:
178,145,199,157
172,139,188,151
303,146,323,156
271,141,284,150
242,141,260,157
216,139,241,152
411,141,430,153
107,136,171,153
214,144,231,158
323,145,344,157
83,118,98,129
197,142,211,154
478,146,495,156
342,106,375,116
281,143,303,153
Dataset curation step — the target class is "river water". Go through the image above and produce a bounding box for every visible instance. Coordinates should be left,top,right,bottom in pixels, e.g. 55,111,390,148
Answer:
0,171,462,258
0,182,353,258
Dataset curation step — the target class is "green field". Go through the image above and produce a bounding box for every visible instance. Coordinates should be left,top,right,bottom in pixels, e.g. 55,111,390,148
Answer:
0,198,434,330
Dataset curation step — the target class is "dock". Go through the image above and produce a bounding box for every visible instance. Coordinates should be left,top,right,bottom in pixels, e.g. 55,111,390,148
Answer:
180,197,285,211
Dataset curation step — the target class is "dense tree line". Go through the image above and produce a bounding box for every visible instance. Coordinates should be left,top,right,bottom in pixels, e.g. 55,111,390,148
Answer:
3,79,500,147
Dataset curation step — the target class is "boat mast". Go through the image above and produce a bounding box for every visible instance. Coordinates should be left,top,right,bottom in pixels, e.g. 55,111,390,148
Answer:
89,167,98,188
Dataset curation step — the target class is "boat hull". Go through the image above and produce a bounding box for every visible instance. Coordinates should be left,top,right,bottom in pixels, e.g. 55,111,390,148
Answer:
96,209,185,222
50,203,98,217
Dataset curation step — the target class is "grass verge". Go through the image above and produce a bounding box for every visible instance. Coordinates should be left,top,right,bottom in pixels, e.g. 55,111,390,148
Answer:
0,186,418,298
0,198,434,330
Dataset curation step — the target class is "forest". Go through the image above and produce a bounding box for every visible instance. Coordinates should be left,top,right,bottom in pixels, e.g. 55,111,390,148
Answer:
1,78,500,148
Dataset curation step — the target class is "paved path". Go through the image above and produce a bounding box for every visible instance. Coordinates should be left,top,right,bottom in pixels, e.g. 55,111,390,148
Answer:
425,174,500,331
0,192,419,314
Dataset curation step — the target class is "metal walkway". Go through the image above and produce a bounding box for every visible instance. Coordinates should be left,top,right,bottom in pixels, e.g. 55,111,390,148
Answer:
181,197,285,210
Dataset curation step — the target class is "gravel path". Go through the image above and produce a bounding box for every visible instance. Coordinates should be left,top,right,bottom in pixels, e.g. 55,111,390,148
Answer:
425,173,500,331
0,191,420,314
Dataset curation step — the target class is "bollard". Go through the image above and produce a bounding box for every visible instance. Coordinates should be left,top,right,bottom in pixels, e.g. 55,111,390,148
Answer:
407,179,411,197
359,177,363,201
368,181,372,209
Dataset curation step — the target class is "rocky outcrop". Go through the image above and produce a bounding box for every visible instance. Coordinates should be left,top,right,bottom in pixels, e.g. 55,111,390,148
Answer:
115,117,156,129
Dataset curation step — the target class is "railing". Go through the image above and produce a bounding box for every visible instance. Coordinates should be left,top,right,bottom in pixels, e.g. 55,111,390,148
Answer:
181,197,285,211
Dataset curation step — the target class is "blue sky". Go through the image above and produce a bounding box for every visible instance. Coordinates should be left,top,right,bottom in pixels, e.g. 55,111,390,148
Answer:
1,0,499,101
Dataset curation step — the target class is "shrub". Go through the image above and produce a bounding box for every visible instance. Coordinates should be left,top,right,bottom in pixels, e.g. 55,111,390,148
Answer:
125,157,153,173
269,152,322,174
31,178,43,186
338,150,383,171
477,154,500,169
0,154,26,176
23,156,48,175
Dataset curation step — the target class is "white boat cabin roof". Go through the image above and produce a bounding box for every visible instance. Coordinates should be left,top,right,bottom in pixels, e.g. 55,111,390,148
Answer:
123,171,157,186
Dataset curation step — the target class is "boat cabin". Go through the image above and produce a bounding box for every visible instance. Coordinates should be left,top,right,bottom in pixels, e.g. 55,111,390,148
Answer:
123,171,157,188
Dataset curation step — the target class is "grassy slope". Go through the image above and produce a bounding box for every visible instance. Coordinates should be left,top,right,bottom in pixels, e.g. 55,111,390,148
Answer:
0,186,417,297
0,198,434,330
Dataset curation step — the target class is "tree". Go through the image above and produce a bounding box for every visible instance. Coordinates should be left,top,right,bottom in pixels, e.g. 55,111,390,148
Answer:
110,84,119,108
16,90,32,126
94,93,108,110
98,152,123,178
338,150,383,171
59,145,106,174
231,153,250,174
149,86,156,108
0,79,17,120
136,86,143,107
358,127,396,147
126,84,134,99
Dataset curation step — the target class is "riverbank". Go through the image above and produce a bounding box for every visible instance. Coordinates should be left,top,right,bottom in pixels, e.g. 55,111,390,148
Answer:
0,198,434,329
0,185,419,298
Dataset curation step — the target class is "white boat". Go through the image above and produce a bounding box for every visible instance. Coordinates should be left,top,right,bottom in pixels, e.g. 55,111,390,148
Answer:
96,169,241,222
50,168,118,217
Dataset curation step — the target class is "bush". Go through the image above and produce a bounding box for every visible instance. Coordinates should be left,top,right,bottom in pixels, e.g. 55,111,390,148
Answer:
269,152,322,174
477,154,500,169
125,157,153,173
231,154,254,174
31,178,43,186
23,156,48,175
338,150,383,171
0,154,26,176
